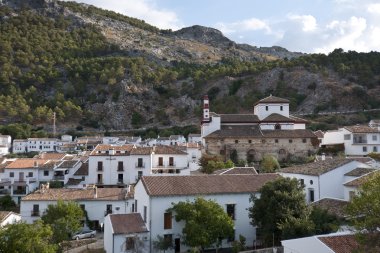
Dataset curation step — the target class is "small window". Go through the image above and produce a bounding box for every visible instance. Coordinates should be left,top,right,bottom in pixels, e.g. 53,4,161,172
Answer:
302,139,307,143
265,106,268,111
126,237,135,250
275,139,279,143
248,140,252,144
309,189,315,202
117,161,123,171
344,134,351,140
164,234,172,245
275,124,281,130
373,135,378,141
164,212,172,229
261,139,266,144
280,106,283,111
143,206,147,222
10,172,14,178
363,146,367,152
289,139,293,143
235,140,239,144
300,179,305,187
374,146,378,152
28,172,33,177
137,171,143,179
310,180,313,185
226,204,235,220
43,170,49,176
158,157,164,166
97,161,103,171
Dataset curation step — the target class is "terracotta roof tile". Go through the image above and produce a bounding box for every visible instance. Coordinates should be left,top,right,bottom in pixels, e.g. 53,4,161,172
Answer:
220,114,260,123
311,198,348,218
344,171,380,187
130,147,152,155
255,95,290,105
206,125,262,138
58,160,79,169
213,167,258,175
344,167,376,177
74,162,88,176
65,178,83,186
5,159,49,169
109,213,148,234
22,188,126,201
90,144,135,156
262,113,294,122
344,125,379,133
318,234,359,253
314,130,325,138
261,129,317,138
141,174,279,196
0,211,13,222
279,159,356,176
153,145,187,155
36,153,66,160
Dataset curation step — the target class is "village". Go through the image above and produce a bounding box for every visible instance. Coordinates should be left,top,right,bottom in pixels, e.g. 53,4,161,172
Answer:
1,95,380,253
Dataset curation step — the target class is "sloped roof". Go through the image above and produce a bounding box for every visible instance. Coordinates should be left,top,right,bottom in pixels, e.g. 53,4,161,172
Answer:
57,160,79,169
74,162,88,176
90,144,135,156
262,113,294,122
206,125,262,138
220,114,260,123
279,159,356,176
255,95,290,105
130,147,152,155
344,125,379,133
318,234,359,253
22,188,126,201
65,178,83,186
261,129,316,138
344,167,375,177
153,145,187,155
311,198,348,218
314,130,325,138
141,174,279,196
5,159,49,169
344,171,379,187
36,153,66,160
213,167,258,175
0,211,13,222
109,213,148,235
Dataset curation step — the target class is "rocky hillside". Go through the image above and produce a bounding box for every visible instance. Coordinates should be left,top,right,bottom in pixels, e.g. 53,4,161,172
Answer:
0,0,379,133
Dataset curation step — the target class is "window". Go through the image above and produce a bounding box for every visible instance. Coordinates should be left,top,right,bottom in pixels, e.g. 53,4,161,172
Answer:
106,204,112,215
118,174,123,184
97,161,103,171
158,157,164,166
32,204,39,216
164,234,173,245
309,189,315,202
248,140,252,144
143,206,147,222
279,149,286,155
126,237,135,250
43,170,49,176
137,171,143,179
275,139,279,143
280,105,283,111
302,139,307,143
164,212,172,229
265,106,268,111
28,172,33,177
117,161,123,171
275,124,281,130
344,134,351,140
363,146,367,152
374,146,378,152
10,172,14,178
300,179,305,187
289,139,293,143
169,157,174,166
235,140,239,144
97,174,103,184
226,204,235,220
137,158,143,167
310,180,313,185
373,135,378,141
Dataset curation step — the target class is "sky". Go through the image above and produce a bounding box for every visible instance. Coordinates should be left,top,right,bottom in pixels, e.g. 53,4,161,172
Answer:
68,0,380,54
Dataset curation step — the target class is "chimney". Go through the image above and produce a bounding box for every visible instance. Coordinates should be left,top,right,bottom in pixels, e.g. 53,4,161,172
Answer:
34,161,39,167
94,186,97,199
321,153,326,161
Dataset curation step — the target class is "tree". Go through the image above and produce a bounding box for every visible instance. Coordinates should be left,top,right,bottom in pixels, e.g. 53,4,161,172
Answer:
153,235,173,253
346,172,380,251
260,155,280,173
0,195,16,211
0,221,57,253
169,197,234,252
41,200,84,243
249,177,313,246
310,207,340,235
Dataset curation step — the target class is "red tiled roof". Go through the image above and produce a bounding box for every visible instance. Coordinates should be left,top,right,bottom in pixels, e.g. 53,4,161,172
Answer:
314,130,325,138
5,159,49,169
279,159,356,176
262,113,294,123
318,234,359,253
153,145,187,155
109,213,148,234
90,144,135,156
220,114,260,123
22,188,126,201
36,153,66,160
311,198,348,218
213,167,258,175
344,171,380,187
344,125,379,133
254,95,290,105
141,174,279,196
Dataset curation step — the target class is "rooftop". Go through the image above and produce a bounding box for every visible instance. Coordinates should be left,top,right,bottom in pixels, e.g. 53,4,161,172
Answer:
344,167,376,177
311,198,348,218
0,211,16,222
141,174,279,196
22,188,127,201
262,113,294,123
279,159,357,176
74,162,88,176
220,114,260,124
36,153,66,160
109,213,148,235
90,144,134,156
318,234,359,253
344,171,379,187
344,125,379,133
261,129,316,138
153,145,187,155
213,167,258,175
254,95,290,105
5,159,48,169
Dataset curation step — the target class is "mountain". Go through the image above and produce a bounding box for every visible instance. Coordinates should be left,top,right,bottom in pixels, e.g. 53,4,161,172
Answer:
0,0,379,134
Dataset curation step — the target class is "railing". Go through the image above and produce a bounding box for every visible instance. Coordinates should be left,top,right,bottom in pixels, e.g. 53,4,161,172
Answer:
31,211,40,217
97,166,103,171
154,162,178,168
53,175,64,180
117,180,125,184
97,180,103,184
0,189,10,195
13,189,26,195
135,162,145,168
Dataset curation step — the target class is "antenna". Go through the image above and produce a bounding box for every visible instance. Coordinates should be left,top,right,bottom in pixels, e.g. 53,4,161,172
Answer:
53,112,56,137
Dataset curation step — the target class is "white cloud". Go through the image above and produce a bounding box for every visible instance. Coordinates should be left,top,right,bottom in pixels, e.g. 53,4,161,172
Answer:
68,0,183,30
367,3,380,14
287,14,317,32
215,18,271,35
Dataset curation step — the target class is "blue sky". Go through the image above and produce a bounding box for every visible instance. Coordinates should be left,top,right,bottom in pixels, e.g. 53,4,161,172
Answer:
69,0,380,53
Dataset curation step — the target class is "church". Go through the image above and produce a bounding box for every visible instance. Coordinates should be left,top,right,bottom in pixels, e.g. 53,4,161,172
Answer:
201,95,319,162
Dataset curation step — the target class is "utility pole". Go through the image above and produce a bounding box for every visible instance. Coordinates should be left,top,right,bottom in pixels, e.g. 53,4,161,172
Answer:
53,112,56,137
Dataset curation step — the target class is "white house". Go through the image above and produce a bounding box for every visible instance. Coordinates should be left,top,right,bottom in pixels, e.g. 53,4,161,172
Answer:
188,134,202,144
156,137,171,146
12,139,28,153
27,138,58,153
134,174,279,252
0,135,11,155
282,232,358,253
168,135,186,146
0,211,21,227
20,187,133,229
343,170,379,201
151,145,189,175
279,159,372,203
104,213,149,253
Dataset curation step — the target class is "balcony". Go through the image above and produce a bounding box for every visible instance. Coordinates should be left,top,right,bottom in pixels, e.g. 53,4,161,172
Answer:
135,162,145,168
53,175,64,180
117,180,125,185
0,189,10,195
154,162,178,168
13,188,26,195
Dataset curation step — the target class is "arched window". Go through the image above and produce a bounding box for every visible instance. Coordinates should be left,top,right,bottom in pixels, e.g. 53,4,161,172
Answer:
275,124,281,130
247,149,256,163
